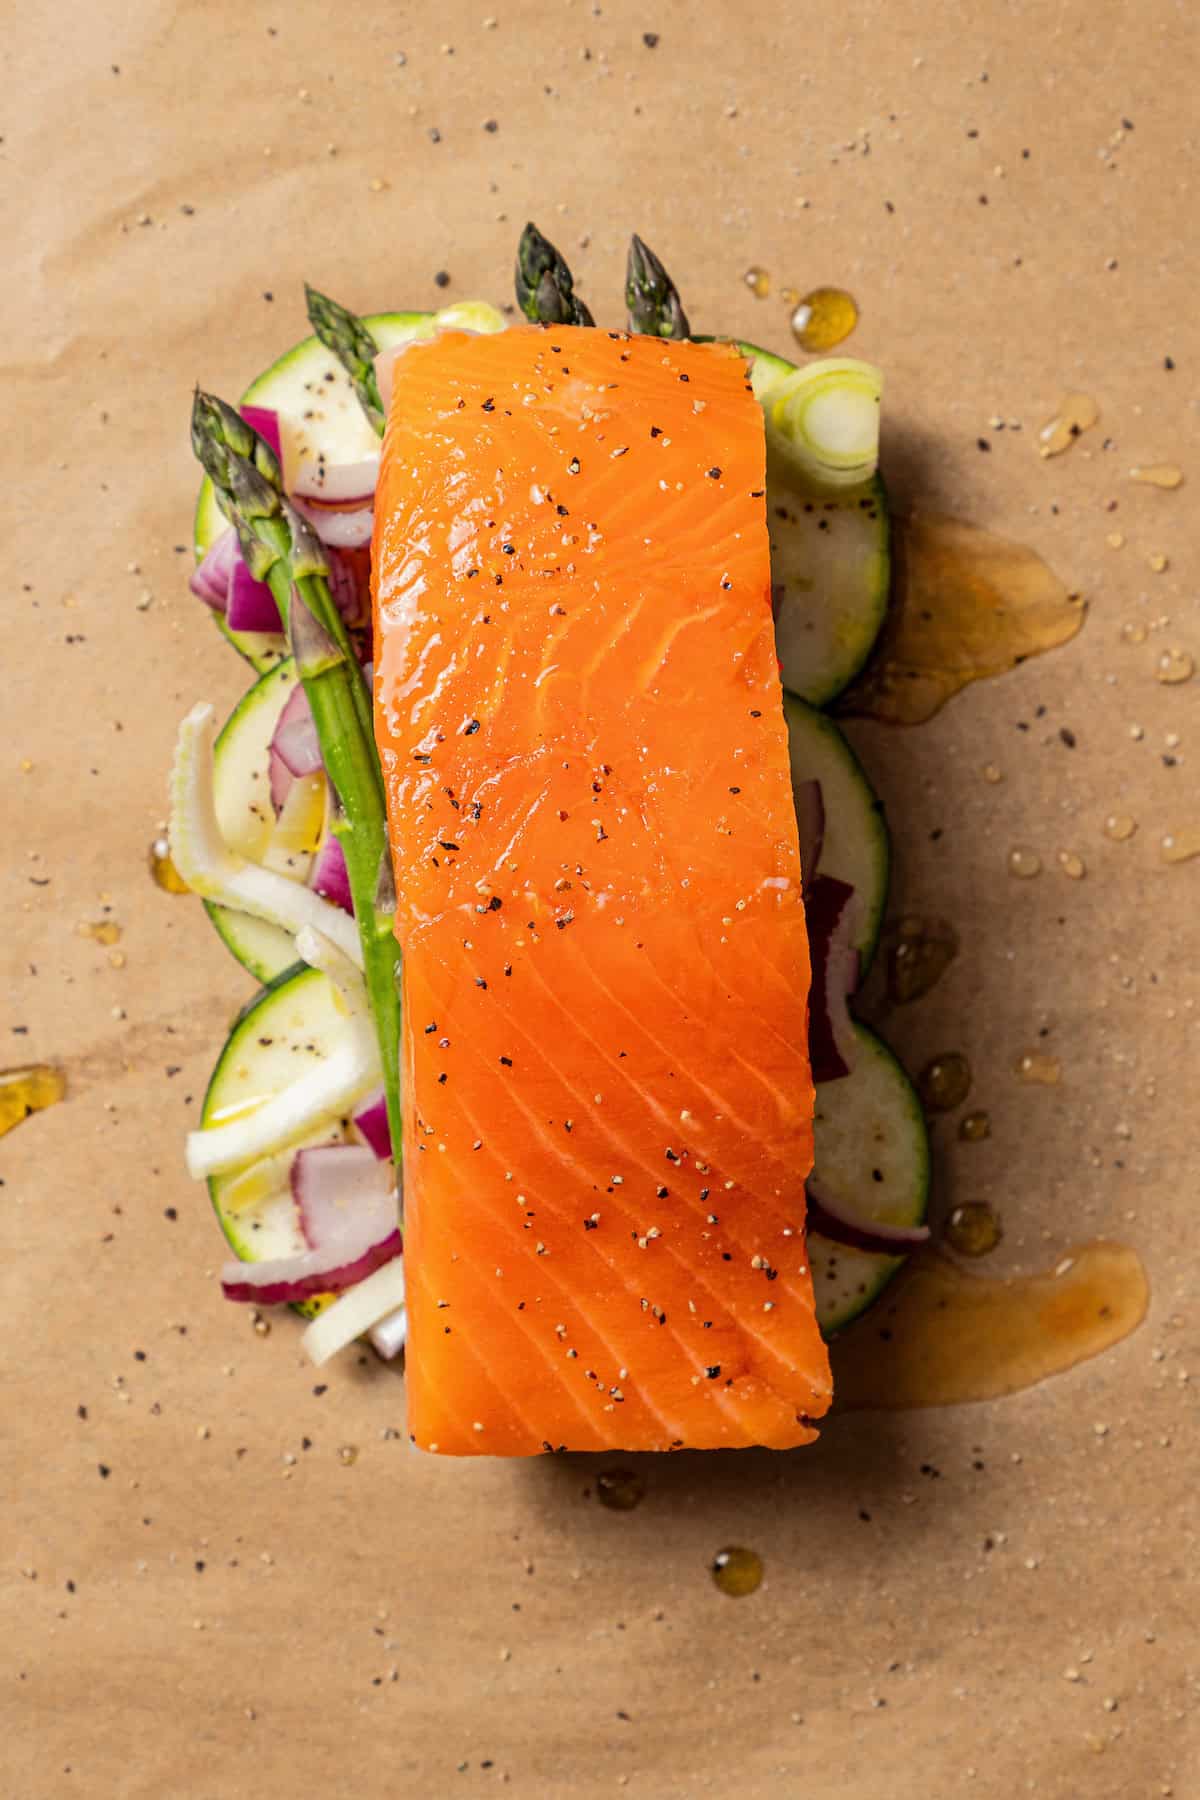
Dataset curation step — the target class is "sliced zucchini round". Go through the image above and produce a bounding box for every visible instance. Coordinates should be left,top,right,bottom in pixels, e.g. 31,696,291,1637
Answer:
205,656,324,984
194,302,507,671
740,339,890,707
202,962,352,1313
783,694,889,966
811,1023,930,1337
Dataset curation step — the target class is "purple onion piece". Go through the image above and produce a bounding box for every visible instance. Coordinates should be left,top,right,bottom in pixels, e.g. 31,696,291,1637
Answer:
310,835,353,914
189,527,238,610
226,557,282,633
240,404,282,460
805,874,860,1085
353,1088,392,1161
806,1176,931,1257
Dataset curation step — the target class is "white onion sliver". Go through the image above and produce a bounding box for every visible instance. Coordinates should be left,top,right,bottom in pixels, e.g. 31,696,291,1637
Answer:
168,704,361,967
292,455,379,505
368,1305,408,1360
187,1040,379,1179
302,1260,407,1367
292,1143,396,1251
291,497,374,549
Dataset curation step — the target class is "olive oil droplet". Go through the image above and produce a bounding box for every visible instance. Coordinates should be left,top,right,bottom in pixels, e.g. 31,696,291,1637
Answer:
1057,850,1086,879
1155,647,1194,685
596,1467,646,1512
1103,813,1137,842
743,266,770,299
0,1064,67,1137
790,286,859,353
1160,827,1200,865
1129,463,1183,489
1014,1051,1062,1085
711,1546,763,1597
1119,620,1148,645
837,515,1085,726
885,916,960,1005
1007,845,1042,879
918,1052,972,1113
958,1109,991,1142
149,835,190,894
945,1200,1002,1256
1037,392,1099,458
832,1242,1148,1410
77,918,122,946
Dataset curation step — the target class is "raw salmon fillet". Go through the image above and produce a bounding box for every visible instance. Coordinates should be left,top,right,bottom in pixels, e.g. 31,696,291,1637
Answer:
373,324,832,1454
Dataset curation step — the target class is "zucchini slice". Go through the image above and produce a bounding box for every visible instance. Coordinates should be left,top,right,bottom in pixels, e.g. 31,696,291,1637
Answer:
811,1023,930,1336
742,339,891,707
194,302,507,671
205,657,321,984
202,962,353,1314
784,694,889,967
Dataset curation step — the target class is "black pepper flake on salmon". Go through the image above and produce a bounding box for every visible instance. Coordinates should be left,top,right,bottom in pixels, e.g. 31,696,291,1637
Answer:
707,466,722,479
439,841,460,852
568,457,581,474
475,977,488,990
705,1365,721,1379
499,1055,513,1067
556,910,575,929
728,786,741,795
462,719,481,735
424,1022,437,1033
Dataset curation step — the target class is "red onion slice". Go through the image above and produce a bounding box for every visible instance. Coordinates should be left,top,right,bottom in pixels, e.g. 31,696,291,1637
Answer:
311,835,353,914
240,404,282,460
353,1087,392,1160
290,1142,396,1251
220,1230,402,1305
292,455,379,505
268,681,322,814
325,546,368,628
806,1177,930,1257
292,496,374,549
226,557,282,633
805,874,861,1085
190,527,238,610
794,779,825,883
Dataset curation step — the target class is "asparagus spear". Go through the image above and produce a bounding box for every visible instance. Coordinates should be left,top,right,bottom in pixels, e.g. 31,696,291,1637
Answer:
515,222,595,326
625,234,690,339
191,391,404,1194
304,284,386,436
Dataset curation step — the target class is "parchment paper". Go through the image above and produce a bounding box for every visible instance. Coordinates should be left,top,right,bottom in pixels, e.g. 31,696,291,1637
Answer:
5,2,1197,1795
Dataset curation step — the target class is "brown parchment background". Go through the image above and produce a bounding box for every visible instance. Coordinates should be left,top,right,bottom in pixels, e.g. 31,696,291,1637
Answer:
4,2,1198,1795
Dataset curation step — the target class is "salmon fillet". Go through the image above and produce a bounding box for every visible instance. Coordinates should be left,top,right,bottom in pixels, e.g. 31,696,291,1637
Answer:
373,324,832,1454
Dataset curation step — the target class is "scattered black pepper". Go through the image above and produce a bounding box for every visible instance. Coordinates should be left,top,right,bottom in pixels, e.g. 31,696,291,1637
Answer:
434,270,451,288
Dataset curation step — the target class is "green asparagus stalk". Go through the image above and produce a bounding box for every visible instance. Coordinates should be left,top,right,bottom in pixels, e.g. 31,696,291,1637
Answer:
191,391,404,1195
515,222,595,326
625,234,690,339
304,283,386,436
